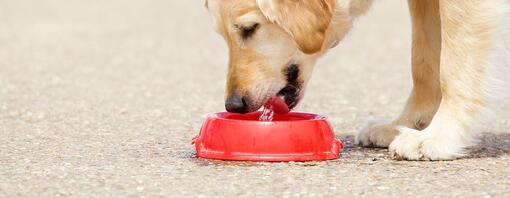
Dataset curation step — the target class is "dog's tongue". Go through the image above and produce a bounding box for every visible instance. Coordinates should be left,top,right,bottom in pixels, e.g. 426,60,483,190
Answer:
265,96,290,114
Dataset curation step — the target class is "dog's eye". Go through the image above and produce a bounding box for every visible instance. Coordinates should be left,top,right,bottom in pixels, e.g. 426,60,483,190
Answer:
237,23,259,40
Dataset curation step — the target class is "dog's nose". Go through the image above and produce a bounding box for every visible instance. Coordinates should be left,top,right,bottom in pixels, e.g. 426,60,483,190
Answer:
225,95,248,113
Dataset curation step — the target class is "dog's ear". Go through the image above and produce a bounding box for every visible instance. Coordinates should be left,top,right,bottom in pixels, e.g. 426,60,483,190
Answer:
257,0,335,54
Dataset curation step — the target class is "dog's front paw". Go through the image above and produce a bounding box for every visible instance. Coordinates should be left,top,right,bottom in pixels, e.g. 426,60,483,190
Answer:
389,127,465,161
356,120,400,148
388,127,424,160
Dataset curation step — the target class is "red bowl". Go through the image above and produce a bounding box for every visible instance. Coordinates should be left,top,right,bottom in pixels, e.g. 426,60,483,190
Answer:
192,112,342,162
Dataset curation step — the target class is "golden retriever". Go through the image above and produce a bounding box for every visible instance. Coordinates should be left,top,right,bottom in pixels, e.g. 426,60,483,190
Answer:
204,0,510,160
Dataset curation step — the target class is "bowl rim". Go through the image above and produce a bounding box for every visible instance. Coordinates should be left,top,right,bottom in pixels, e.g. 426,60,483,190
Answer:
206,111,327,123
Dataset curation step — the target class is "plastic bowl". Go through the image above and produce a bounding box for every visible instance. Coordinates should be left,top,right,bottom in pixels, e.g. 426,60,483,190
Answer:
192,111,342,162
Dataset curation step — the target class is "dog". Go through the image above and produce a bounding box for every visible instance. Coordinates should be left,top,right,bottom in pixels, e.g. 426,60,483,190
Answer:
204,0,510,160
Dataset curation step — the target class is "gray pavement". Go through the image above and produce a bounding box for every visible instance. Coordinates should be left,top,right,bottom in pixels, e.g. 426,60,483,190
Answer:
1,0,509,197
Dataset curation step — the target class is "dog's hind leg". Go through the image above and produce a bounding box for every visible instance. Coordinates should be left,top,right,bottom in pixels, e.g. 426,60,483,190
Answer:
389,0,509,160
357,0,442,148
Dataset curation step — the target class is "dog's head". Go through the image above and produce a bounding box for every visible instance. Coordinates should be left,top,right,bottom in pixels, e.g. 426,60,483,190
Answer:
205,0,372,113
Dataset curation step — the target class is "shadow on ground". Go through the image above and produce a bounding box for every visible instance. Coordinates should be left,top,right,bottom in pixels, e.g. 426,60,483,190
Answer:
468,133,510,158
186,133,510,167
339,133,510,159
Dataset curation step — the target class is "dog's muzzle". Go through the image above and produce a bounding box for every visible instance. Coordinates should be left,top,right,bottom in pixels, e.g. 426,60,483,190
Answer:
277,85,300,110
278,64,302,109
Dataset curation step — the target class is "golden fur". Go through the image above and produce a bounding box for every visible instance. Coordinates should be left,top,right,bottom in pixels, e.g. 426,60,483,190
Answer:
205,0,510,160
257,0,336,54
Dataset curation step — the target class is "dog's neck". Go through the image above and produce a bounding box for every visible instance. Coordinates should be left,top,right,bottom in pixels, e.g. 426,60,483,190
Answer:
323,6,353,50
322,0,373,52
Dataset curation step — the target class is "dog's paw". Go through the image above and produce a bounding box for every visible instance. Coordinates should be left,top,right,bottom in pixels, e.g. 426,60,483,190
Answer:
388,127,424,160
389,127,465,161
356,120,400,148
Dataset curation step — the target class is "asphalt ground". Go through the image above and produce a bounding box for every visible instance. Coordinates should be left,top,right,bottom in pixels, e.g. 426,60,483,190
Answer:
0,0,509,197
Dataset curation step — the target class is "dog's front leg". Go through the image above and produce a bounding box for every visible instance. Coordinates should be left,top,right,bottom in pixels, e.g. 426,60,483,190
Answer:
356,0,442,148
389,0,503,160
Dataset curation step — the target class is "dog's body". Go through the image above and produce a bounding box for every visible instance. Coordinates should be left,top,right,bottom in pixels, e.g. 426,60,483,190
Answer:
205,0,510,160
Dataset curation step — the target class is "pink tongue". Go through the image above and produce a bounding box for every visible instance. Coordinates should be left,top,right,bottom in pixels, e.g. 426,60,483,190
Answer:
267,96,289,114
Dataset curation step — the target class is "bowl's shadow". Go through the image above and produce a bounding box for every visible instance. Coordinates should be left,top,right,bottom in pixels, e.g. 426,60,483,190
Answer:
189,154,329,167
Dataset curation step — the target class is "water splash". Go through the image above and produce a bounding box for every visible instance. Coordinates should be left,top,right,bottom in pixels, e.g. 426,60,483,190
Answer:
259,96,289,121
259,105,274,121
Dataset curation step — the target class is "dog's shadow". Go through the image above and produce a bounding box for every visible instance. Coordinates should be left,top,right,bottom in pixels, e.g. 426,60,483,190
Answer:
187,133,510,166
339,133,510,159
467,133,510,158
